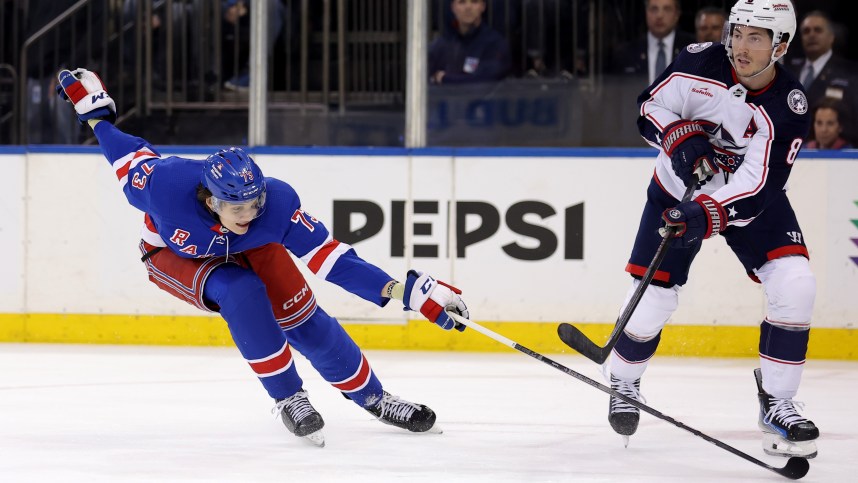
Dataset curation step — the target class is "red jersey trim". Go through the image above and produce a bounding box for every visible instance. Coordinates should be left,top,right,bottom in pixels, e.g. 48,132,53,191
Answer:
626,263,671,283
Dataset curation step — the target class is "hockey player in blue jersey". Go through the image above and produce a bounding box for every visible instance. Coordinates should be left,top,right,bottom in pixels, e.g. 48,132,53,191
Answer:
603,0,819,458
56,68,470,447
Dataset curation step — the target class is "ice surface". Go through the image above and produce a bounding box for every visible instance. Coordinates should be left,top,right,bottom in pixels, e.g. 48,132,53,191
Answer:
0,344,853,482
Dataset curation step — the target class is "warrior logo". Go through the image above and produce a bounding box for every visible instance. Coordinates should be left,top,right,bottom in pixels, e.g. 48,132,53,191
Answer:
787,89,808,114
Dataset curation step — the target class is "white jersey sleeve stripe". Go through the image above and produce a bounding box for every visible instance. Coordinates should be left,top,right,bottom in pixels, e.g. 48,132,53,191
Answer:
301,237,354,280
114,147,159,187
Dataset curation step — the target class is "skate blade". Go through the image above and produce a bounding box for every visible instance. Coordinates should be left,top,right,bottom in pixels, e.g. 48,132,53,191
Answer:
761,433,816,459
425,424,443,434
621,435,630,448
302,429,325,448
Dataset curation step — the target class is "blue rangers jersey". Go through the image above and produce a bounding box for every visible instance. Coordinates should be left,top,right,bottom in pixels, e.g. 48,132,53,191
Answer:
92,121,393,306
637,42,811,227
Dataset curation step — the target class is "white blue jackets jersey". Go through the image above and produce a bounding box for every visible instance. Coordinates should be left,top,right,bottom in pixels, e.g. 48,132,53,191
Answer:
637,42,811,227
92,121,393,306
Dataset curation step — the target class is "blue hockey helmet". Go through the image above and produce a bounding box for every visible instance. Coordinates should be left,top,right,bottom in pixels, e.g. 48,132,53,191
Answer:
202,147,266,203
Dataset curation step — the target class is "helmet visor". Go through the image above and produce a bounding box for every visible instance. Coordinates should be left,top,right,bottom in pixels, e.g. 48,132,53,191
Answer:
725,24,776,52
210,191,267,219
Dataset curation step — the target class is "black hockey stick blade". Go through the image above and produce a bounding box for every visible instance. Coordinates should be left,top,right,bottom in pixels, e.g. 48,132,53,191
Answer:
557,322,611,364
556,174,703,365
779,457,810,480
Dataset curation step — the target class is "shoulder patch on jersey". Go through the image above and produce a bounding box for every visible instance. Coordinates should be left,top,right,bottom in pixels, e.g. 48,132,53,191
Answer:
787,89,808,115
686,42,712,53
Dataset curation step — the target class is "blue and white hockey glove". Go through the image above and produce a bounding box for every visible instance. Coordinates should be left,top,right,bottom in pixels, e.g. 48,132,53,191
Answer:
661,120,718,187
403,270,469,332
56,68,117,124
660,195,726,248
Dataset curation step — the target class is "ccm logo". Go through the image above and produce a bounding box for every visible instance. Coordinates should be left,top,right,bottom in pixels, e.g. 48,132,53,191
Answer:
283,284,311,310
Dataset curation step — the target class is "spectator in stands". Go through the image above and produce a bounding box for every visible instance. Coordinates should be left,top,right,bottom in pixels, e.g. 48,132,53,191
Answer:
786,11,858,143
221,0,292,92
123,0,201,93
433,0,522,75
428,0,511,84
805,98,853,149
694,6,726,44
610,0,695,84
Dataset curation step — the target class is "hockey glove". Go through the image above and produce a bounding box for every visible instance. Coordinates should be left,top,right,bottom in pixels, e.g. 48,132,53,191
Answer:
56,68,117,124
660,195,726,248
661,120,717,187
403,270,469,332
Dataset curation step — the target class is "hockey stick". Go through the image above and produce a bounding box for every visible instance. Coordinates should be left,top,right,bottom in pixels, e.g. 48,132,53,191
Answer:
447,311,810,480
558,172,701,364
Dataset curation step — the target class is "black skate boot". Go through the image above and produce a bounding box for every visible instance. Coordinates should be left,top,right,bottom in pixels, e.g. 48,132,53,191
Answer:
365,391,440,433
754,368,819,459
274,389,326,447
608,374,642,446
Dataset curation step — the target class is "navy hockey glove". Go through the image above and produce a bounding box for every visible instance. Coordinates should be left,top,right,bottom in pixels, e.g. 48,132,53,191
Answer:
660,195,726,248
403,270,469,332
661,120,717,186
56,68,117,124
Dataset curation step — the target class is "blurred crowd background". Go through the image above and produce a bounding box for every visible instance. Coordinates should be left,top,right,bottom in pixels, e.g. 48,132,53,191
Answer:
0,0,855,148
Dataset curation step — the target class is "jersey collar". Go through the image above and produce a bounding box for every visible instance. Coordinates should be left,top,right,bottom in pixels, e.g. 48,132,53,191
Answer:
729,65,778,97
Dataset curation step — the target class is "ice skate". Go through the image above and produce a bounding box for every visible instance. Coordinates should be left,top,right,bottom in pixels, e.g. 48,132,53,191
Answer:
365,391,441,434
754,368,819,459
608,374,642,447
274,389,326,447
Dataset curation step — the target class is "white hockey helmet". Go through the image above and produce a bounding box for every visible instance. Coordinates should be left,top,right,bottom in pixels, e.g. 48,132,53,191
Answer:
723,0,796,68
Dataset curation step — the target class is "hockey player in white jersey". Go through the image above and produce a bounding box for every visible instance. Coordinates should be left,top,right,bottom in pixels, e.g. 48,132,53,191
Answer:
605,0,819,458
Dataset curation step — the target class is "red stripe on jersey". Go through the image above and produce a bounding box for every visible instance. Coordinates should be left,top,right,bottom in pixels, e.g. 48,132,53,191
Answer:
114,150,156,181
332,354,372,392
759,353,805,365
307,240,340,274
767,245,809,261
65,80,87,104
625,263,670,283
650,73,728,97
248,342,294,376
652,170,671,196
642,100,665,130
133,149,154,160
115,160,132,180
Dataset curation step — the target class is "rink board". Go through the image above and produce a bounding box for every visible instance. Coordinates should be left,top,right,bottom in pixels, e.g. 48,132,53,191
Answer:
1,147,856,358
